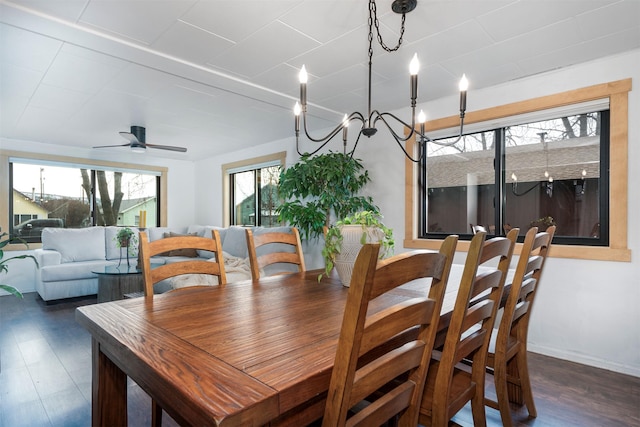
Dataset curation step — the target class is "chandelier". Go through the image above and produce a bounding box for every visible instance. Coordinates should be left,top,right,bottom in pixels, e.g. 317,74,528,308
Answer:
294,0,468,162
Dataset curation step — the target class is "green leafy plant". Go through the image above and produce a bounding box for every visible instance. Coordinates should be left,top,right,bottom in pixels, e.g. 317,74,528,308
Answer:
321,211,394,280
115,227,138,255
0,232,38,298
276,152,379,240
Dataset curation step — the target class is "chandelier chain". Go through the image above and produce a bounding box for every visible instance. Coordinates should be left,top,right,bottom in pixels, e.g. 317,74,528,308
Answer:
369,0,406,63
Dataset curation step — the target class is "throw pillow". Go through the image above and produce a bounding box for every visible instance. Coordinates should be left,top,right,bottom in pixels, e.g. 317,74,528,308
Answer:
162,231,198,257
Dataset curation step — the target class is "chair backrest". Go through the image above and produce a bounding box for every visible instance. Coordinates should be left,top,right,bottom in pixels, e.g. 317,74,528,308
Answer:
495,226,555,355
470,224,487,234
245,227,305,279
422,228,518,425
139,229,226,297
323,234,458,427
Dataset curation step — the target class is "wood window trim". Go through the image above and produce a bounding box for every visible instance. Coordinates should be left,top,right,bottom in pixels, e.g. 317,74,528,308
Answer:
0,150,168,250
404,78,631,262
221,151,286,227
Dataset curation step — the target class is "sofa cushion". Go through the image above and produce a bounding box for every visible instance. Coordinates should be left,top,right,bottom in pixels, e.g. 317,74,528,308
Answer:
223,226,249,258
105,227,140,261
41,260,115,282
147,226,187,242
42,227,106,263
188,225,227,258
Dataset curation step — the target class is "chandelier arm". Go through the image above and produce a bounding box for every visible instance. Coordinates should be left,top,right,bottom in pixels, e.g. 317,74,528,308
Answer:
347,130,366,159
373,113,424,163
296,133,337,157
301,113,345,143
373,111,418,143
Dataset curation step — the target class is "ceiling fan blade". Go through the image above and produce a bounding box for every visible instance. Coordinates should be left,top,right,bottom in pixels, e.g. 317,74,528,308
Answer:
93,143,131,149
145,143,187,152
119,131,139,144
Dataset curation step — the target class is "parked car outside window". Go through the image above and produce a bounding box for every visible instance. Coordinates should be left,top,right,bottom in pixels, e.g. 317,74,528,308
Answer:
14,218,64,242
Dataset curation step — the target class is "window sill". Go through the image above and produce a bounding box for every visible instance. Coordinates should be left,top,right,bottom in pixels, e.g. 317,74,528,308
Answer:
404,238,631,262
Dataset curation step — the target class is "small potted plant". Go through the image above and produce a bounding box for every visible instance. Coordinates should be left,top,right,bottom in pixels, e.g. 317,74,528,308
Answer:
115,227,138,267
1,232,38,298
322,211,394,286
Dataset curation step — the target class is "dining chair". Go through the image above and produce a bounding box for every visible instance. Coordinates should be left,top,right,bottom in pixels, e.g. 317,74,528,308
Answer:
418,228,518,427
470,224,487,234
245,227,305,279
139,229,227,297
484,225,555,427
138,229,227,427
322,234,459,427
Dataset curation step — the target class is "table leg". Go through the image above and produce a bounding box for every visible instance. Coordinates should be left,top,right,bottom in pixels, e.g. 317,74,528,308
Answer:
92,338,127,426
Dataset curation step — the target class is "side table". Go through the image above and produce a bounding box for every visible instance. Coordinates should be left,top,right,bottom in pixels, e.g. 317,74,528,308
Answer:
92,264,143,303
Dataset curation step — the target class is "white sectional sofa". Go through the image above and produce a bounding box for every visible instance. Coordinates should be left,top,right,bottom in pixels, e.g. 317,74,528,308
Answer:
34,225,284,302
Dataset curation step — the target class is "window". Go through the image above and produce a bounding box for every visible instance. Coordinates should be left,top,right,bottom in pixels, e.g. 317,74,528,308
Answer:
405,79,631,262
422,109,608,246
223,152,286,227
2,153,166,245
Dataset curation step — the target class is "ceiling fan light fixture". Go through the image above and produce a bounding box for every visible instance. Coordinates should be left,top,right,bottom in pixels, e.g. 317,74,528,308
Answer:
130,144,146,153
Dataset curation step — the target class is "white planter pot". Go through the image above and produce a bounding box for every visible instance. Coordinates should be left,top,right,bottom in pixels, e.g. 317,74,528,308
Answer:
333,225,384,287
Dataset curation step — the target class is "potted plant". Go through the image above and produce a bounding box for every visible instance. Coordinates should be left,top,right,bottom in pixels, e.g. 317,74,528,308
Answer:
276,152,379,241
322,211,394,286
115,227,138,267
1,232,38,298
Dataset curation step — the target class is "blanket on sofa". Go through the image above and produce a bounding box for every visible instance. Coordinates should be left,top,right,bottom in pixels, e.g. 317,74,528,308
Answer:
168,252,254,289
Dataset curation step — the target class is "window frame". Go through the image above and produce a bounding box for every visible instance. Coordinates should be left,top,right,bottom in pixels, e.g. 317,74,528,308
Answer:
0,150,168,250
420,109,609,246
222,152,286,227
404,79,631,262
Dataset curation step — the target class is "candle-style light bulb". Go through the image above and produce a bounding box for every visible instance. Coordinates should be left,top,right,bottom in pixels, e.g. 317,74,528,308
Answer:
299,65,308,108
511,172,517,182
459,74,469,91
342,114,349,142
582,168,587,177
293,102,301,116
458,74,468,113
299,65,308,84
417,109,426,136
409,53,420,75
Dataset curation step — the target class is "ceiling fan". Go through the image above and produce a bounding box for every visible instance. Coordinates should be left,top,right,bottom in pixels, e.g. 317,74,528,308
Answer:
93,126,187,153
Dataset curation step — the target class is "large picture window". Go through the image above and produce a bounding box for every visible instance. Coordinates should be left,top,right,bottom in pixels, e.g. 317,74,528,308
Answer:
8,157,161,243
405,79,631,262
422,109,608,246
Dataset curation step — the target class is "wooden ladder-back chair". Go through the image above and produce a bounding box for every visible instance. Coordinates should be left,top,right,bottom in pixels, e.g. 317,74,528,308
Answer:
139,229,227,297
322,235,458,427
138,229,227,427
245,227,305,279
484,225,555,427
418,228,518,427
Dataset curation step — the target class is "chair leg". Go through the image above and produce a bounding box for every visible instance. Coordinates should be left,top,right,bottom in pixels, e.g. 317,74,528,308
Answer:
515,348,537,418
470,388,487,427
152,399,163,427
492,356,514,427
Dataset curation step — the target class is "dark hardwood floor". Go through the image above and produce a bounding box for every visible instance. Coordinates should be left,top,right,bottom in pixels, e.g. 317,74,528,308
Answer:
1,292,638,427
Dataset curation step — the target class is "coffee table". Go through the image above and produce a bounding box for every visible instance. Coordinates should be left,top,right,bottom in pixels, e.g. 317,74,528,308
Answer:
92,264,143,303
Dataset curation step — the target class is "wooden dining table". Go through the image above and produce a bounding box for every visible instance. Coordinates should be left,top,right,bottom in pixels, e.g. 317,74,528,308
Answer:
75,266,470,427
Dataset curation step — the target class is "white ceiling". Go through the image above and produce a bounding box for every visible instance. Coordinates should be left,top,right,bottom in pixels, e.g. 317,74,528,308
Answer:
1,0,639,160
